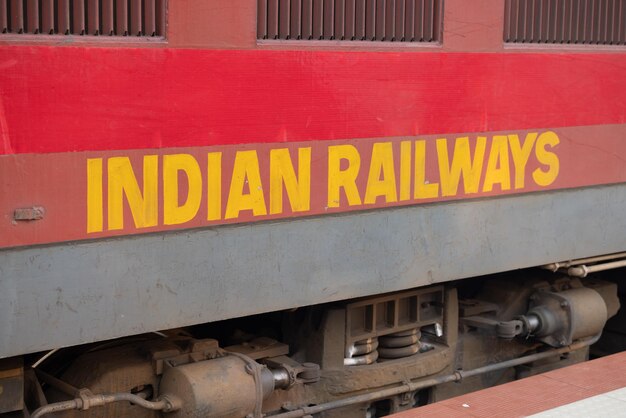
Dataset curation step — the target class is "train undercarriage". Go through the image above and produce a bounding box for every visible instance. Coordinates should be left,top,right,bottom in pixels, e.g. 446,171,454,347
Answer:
2,259,624,418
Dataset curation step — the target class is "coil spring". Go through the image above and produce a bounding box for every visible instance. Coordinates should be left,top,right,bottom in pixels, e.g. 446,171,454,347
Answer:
378,328,421,360
344,337,379,366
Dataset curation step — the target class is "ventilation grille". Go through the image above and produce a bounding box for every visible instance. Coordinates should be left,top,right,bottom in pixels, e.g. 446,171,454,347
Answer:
0,0,166,37
505,0,626,45
258,0,442,42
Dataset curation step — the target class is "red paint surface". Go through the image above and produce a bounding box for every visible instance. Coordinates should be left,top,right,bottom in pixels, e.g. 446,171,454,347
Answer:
1,125,626,248
1,46,626,248
1,47,626,155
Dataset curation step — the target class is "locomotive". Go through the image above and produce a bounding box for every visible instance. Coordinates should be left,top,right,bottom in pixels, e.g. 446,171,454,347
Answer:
1,0,625,417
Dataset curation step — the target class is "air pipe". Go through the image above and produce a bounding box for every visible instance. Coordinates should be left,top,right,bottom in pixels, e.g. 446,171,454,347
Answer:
269,334,601,418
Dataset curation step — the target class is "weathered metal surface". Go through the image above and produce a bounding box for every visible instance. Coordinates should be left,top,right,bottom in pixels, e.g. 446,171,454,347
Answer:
0,357,23,413
258,0,442,41
1,183,625,358
0,0,165,36
505,0,626,45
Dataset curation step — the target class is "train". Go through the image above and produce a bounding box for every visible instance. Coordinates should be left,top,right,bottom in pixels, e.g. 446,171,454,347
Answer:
1,0,625,417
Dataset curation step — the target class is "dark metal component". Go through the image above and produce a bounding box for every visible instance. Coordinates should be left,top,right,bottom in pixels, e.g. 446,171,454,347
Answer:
130,0,142,35
354,0,365,39
270,335,601,418
344,337,379,365
26,0,38,33
41,0,53,34
10,0,23,33
323,0,334,39
394,0,405,41
264,356,321,388
268,0,279,38
73,0,85,35
259,0,442,41
495,319,525,339
159,355,273,418
385,0,395,41
258,0,268,38
13,206,44,221
349,337,379,355
335,0,345,40
58,0,70,34
528,287,608,347
365,0,375,39
87,0,100,35
116,0,128,36
0,357,23,413
505,0,626,45
0,0,7,33
290,0,302,39
30,390,179,418
156,0,166,37
34,369,79,397
144,0,157,36
344,288,444,365
345,0,355,39
375,0,385,39
225,337,289,360
279,0,290,39
101,0,114,36
301,0,313,39
379,329,420,347
312,0,323,39
343,350,378,366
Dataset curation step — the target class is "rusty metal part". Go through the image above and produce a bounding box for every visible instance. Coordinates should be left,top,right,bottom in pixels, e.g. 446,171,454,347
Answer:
345,337,379,366
344,288,444,362
13,206,44,221
268,334,601,418
347,338,379,357
158,354,275,418
378,329,422,360
343,350,379,366
0,357,23,413
263,356,320,388
34,369,79,397
379,329,420,347
225,337,289,360
463,285,610,346
528,287,608,347
30,390,180,418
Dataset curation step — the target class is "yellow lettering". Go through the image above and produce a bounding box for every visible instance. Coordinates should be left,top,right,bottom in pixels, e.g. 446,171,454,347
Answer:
87,158,103,233
509,133,538,189
225,150,267,219
163,154,202,225
207,152,222,221
399,141,411,201
327,145,362,207
483,136,511,192
437,137,486,196
364,142,398,204
107,156,158,230
533,131,560,186
414,140,439,199
270,148,311,214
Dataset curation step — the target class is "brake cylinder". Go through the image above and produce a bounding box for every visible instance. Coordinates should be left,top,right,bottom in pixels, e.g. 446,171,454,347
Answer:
158,355,275,418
